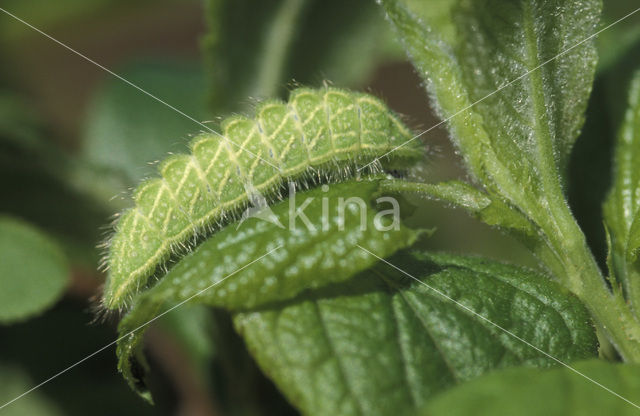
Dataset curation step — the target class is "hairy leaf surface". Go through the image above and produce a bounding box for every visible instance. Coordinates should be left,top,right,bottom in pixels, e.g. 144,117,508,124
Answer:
424,360,640,415
234,251,597,415
115,179,420,399
381,0,600,195
380,0,605,300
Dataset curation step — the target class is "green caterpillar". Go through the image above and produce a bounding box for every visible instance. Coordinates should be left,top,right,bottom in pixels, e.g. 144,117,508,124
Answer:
103,87,422,310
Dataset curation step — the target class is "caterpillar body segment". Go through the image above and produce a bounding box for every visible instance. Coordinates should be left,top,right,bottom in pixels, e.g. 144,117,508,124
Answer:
103,87,422,310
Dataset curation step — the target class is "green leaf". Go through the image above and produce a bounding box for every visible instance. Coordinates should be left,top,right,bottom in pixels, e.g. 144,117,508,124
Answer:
83,59,207,185
234,251,597,415
379,0,491,184
378,2,640,357
604,70,640,310
401,0,457,45
380,0,600,215
115,178,420,399
0,217,69,323
423,359,640,415
455,0,599,181
0,364,63,416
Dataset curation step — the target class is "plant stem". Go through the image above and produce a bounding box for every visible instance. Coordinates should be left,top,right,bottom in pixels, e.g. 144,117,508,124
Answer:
628,268,640,320
538,202,640,362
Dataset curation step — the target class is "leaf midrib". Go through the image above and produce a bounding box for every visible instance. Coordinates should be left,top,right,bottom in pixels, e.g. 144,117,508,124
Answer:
521,2,563,214
379,272,462,383
518,2,592,293
312,300,366,416
388,293,422,407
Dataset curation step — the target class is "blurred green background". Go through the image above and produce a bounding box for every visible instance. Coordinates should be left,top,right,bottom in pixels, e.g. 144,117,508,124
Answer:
0,0,638,414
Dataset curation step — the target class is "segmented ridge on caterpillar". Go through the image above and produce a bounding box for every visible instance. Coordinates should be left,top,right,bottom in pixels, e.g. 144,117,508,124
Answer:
99,163,388,314
101,86,423,312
